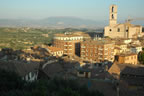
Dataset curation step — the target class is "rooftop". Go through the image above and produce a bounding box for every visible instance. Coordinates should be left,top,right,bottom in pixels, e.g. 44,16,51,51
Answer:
0,60,39,77
54,33,82,37
81,40,114,45
117,52,137,57
47,46,63,52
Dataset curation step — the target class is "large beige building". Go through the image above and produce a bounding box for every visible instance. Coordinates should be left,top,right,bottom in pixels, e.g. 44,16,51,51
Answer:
104,5,143,38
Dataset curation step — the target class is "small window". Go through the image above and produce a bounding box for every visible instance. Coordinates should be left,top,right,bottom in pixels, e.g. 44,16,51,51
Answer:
112,6,114,12
118,28,120,32
109,29,112,31
126,29,128,32
112,14,114,19
79,72,84,74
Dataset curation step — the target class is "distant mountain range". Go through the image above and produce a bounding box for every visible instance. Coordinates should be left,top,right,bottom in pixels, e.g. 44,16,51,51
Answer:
0,17,107,28
0,17,143,28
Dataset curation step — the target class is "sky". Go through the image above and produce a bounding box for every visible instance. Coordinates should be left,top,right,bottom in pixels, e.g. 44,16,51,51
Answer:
0,0,144,22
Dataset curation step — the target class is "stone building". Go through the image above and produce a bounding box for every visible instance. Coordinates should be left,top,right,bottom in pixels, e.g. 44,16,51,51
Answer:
80,40,115,62
104,5,143,38
129,45,142,54
115,53,138,65
108,63,144,80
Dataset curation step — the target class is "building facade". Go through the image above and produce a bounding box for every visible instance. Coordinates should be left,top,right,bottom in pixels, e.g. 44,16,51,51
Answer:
80,40,115,62
53,32,91,56
104,5,143,38
130,45,142,54
115,53,138,65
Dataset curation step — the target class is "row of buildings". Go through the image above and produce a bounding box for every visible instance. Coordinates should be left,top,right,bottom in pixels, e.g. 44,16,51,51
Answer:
51,32,142,65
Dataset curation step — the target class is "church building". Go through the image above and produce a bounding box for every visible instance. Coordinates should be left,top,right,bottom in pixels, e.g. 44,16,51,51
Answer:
104,5,143,38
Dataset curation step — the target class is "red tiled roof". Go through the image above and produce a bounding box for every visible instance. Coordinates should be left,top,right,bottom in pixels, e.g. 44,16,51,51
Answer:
47,46,63,52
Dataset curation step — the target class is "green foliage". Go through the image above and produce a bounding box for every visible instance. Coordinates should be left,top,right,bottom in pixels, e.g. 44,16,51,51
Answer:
138,52,144,64
0,27,94,50
0,69,25,92
57,88,80,96
142,48,144,51
0,70,104,96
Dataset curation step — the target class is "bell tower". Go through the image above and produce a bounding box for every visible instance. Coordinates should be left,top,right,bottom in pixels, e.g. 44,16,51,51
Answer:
109,5,117,26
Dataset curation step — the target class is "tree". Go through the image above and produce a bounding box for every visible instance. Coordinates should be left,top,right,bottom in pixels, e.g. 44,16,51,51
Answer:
58,88,80,96
138,52,144,64
0,69,25,92
0,69,104,96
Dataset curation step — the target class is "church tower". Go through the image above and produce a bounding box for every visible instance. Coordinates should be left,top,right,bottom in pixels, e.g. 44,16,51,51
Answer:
109,5,117,26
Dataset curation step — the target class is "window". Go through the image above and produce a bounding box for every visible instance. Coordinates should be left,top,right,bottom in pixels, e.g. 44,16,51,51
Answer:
109,29,112,31
79,72,84,74
112,14,114,19
118,28,120,32
135,56,136,59
112,6,114,12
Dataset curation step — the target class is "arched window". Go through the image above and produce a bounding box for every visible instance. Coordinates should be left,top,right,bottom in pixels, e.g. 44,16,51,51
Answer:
109,29,112,32
112,14,114,19
112,6,114,12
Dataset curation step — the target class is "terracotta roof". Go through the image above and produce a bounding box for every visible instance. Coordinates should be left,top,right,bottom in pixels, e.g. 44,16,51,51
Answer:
114,47,122,50
113,23,141,28
54,33,82,37
47,46,63,52
117,52,137,57
115,42,126,45
108,63,121,75
130,44,142,48
81,40,114,45
109,63,144,76
73,32,91,37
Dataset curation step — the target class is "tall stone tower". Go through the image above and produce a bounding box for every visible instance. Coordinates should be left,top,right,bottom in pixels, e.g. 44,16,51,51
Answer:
109,5,117,26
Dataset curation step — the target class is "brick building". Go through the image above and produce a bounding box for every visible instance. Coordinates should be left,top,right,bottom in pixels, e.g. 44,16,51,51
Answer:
53,32,91,56
80,40,115,62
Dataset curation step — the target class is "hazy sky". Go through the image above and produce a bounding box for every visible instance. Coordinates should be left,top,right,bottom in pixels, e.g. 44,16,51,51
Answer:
0,0,144,21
